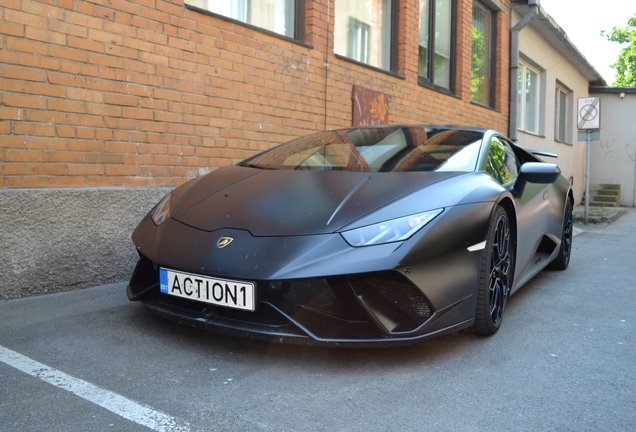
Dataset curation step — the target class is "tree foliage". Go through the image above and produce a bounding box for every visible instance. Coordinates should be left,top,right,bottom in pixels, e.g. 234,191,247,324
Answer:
601,14,636,87
471,26,487,102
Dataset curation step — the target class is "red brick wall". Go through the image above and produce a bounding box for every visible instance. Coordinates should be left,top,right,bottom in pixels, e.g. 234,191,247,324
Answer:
0,0,510,188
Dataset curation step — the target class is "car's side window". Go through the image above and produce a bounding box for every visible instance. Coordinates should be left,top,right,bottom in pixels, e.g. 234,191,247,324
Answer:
486,137,518,186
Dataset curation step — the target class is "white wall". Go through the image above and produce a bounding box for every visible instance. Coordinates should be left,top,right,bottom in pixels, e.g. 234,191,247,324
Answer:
588,91,636,207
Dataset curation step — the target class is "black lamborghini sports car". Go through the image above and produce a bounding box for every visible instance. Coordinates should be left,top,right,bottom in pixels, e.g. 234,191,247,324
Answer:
127,125,573,346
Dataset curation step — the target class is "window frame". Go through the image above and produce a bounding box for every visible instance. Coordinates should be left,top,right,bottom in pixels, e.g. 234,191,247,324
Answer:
418,0,456,93
518,61,541,134
471,0,497,108
185,0,307,44
554,83,572,144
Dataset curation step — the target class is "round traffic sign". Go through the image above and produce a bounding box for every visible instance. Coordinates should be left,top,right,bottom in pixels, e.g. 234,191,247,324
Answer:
580,104,598,122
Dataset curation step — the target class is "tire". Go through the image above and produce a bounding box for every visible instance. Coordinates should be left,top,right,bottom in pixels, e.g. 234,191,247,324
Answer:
548,198,573,270
473,206,514,336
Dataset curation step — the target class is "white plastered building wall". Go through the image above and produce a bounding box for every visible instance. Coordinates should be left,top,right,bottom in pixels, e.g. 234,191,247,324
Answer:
511,5,606,205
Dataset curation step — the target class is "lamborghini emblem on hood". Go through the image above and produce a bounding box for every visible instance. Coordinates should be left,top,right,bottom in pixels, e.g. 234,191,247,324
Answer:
217,236,234,249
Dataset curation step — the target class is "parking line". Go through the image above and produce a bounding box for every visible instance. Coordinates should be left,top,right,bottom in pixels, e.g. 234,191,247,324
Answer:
0,345,190,432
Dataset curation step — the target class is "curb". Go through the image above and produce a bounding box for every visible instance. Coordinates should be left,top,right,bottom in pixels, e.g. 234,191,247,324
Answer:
572,207,627,225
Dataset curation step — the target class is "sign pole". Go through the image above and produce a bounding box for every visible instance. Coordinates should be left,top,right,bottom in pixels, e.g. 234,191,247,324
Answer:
577,96,600,226
585,130,591,225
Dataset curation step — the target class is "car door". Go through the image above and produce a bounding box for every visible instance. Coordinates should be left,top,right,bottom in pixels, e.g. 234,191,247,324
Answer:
486,136,550,288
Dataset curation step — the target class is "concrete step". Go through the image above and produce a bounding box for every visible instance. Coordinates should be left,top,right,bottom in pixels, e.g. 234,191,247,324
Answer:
588,201,620,207
593,189,620,196
593,195,620,203
588,183,621,208
599,183,621,190
573,205,627,224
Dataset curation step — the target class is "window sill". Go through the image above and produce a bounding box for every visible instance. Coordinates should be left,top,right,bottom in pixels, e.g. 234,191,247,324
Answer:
518,129,545,139
334,54,405,80
555,139,573,146
470,100,500,113
417,78,459,99
185,5,313,50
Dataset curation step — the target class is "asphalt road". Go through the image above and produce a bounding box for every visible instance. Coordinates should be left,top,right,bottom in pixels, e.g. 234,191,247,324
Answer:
2,209,635,432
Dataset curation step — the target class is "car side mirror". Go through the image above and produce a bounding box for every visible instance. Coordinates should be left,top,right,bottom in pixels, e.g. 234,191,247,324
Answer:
513,162,561,197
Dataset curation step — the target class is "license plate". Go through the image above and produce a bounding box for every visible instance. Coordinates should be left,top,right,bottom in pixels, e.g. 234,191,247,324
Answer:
159,268,255,311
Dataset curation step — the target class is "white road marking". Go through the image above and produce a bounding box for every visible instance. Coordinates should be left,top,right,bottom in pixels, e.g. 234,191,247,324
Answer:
0,345,190,432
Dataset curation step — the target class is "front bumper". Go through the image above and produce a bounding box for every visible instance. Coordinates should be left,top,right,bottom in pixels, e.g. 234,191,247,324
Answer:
128,254,474,347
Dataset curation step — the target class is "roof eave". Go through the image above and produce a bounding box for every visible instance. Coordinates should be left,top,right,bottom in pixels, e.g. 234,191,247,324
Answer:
513,2,607,86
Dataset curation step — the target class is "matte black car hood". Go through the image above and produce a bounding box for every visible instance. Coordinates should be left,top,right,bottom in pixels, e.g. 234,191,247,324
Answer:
172,166,460,236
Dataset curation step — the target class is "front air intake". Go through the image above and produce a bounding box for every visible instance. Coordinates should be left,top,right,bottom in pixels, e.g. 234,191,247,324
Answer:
348,272,434,334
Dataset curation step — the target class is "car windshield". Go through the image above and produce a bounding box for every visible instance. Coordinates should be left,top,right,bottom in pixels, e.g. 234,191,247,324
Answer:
240,127,484,172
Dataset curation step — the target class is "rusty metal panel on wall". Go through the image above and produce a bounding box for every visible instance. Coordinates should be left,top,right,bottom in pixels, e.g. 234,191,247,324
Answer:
352,86,391,127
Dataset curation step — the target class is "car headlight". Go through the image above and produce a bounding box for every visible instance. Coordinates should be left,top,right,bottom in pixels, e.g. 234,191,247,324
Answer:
151,193,172,226
341,209,443,247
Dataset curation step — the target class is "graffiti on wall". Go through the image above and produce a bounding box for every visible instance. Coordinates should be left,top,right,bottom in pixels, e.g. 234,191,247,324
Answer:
600,139,617,165
599,139,635,165
627,143,636,163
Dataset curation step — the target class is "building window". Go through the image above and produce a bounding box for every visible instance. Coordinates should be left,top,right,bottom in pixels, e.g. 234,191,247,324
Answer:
555,84,572,143
518,62,540,134
471,1,495,106
187,0,298,39
335,0,394,71
419,0,454,90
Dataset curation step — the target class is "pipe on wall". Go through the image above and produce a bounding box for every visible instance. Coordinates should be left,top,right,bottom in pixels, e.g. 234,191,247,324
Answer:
509,1,539,140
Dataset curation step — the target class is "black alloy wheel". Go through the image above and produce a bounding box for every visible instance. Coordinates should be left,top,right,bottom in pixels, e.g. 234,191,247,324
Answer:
549,198,573,270
473,206,514,336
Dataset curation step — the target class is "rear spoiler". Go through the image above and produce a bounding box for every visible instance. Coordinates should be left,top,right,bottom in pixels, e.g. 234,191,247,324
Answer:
528,149,558,158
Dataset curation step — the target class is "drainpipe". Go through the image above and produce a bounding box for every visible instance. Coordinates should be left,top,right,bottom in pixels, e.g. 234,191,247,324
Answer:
509,0,539,140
